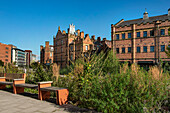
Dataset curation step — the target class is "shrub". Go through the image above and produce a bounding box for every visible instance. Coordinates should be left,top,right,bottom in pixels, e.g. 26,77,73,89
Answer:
26,64,52,84
56,50,169,112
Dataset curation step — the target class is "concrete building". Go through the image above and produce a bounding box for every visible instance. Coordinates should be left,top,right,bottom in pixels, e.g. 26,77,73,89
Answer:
111,9,170,65
0,43,12,65
40,41,54,65
12,48,26,66
32,54,38,62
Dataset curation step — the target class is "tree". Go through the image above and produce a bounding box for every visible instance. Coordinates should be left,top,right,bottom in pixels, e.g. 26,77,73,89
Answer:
0,60,4,66
165,42,170,58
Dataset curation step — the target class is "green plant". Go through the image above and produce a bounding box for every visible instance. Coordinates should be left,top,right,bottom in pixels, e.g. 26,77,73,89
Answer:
0,60,4,66
26,64,53,84
56,50,169,113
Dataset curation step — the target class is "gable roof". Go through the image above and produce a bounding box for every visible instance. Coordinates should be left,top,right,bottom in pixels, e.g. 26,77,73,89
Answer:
116,14,170,27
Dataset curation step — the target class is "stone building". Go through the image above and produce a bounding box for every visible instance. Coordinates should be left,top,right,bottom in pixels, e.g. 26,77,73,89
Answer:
0,42,12,65
40,41,54,65
111,9,170,65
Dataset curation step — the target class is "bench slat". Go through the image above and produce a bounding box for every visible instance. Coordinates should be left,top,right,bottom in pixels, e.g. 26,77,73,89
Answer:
15,83,38,89
0,81,13,85
6,73,23,80
0,73,4,77
40,87,67,92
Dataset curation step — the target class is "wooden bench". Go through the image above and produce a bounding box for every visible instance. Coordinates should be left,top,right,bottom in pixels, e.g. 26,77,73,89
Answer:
0,73,69,105
38,81,69,105
0,73,26,94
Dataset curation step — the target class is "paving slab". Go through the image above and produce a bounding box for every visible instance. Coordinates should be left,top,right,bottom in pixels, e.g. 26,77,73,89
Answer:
0,89,97,113
0,90,69,113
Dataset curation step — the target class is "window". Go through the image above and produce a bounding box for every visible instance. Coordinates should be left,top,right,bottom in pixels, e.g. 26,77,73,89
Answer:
116,34,119,40
5,59,8,61
150,30,154,36
86,45,88,50
160,29,165,36
161,45,165,52
71,46,73,51
61,40,63,45
56,48,57,53
128,33,131,38
122,47,125,53
70,54,73,61
128,47,131,53
143,46,147,52
61,55,62,61
56,57,57,61
143,31,147,37
137,47,140,53
137,32,140,38
5,55,8,58
150,46,154,52
56,42,57,46
122,33,125,39
116,48,119,54
61,47,63,52
50,53,52,57
6,47,8,50
6,51,8,54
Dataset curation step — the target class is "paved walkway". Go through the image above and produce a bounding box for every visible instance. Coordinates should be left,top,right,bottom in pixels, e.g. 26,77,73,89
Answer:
0,89,94,113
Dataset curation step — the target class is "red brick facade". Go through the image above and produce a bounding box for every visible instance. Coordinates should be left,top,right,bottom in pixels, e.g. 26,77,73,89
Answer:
53,26,95,68
111,10,170,64
40,41,53,64
0,43,12,65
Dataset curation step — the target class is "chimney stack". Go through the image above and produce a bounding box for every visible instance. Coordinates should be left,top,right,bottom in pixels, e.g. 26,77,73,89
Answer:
97,37,101,42
143,8,149,20
91,35,95,42
103,38,106,41
80,31,84,38
77,29,80,36
62,30,66,34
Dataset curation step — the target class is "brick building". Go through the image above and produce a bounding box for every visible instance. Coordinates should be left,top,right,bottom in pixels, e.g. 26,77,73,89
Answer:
111,9,170,65
40,41,54,65
0,43,12,65
25,50,32,66
53,24,96,68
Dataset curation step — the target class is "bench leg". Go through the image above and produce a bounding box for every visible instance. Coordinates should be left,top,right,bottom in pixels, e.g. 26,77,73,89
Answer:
13,87,24,94
39,91,50,100
0,84,6,89
56,89,69,105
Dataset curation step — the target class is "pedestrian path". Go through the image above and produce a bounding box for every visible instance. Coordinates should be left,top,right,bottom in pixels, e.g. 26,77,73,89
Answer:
0,89,95,113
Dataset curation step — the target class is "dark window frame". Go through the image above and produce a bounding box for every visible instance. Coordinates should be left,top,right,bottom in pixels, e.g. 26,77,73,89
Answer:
160,29,165,36
137,32,140,38
128,33,131,38
150,30,154,37
128,47,131,53
161,45,165,52
143,31,147,37
122,47,125,53
122,33,125,39
116,48,119,54
137,47,140,53
116,34,119,40
143,46,147,53
150,46,155,52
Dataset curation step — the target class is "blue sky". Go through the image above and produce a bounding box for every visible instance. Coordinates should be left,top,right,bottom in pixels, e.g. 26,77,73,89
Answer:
0,0,169,59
